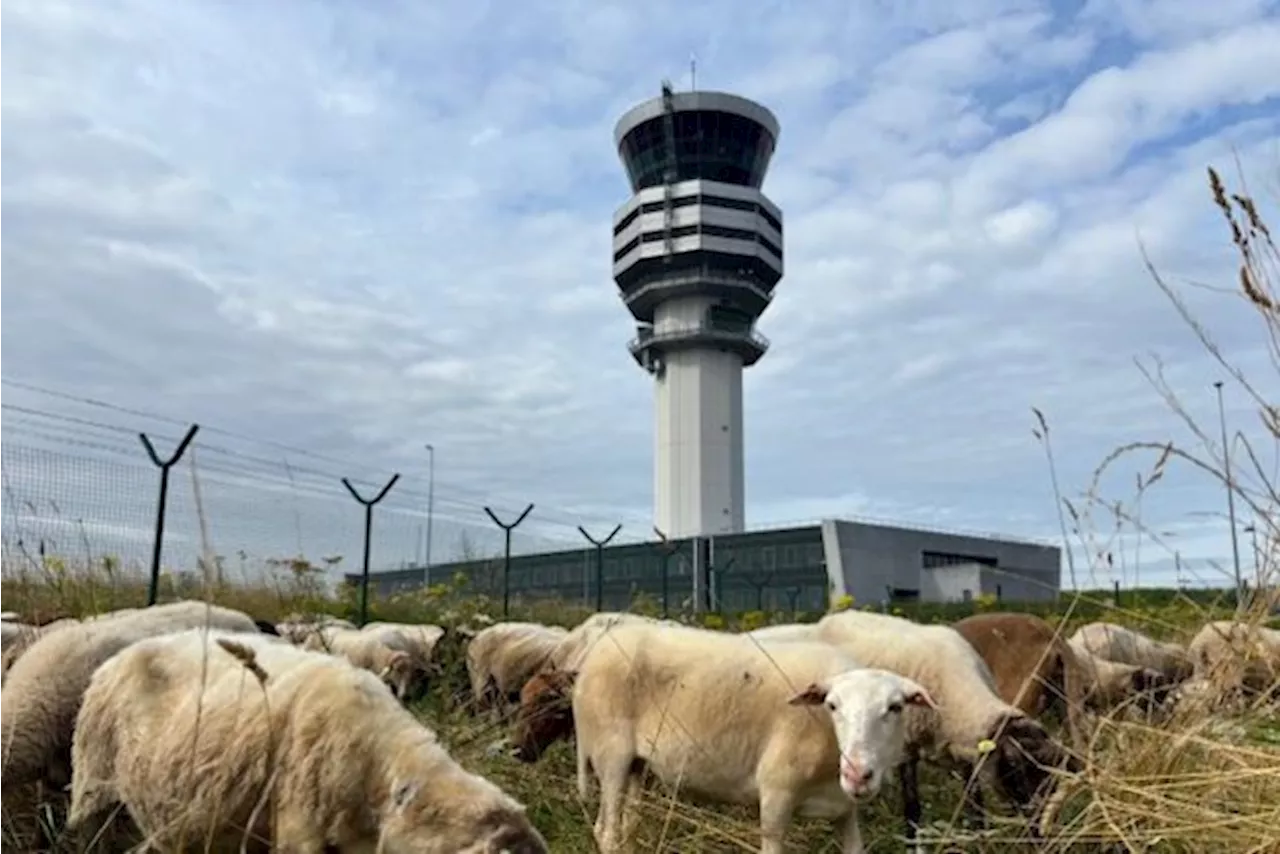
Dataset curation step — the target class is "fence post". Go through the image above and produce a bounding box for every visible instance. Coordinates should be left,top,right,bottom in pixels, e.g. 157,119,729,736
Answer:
485,503,535,619
139,424,199,606
652,527,681,619
786,586,802,619
342,474,401,626
710,556,736,614
750,572,774,612
579,523,622,612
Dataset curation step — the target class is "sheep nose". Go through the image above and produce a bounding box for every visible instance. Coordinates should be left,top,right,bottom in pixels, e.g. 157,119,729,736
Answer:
840,761,875,794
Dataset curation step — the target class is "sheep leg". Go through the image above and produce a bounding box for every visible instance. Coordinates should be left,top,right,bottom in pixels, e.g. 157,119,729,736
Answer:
899,756,923,847
757,786,796,854
591,753,635,854
834,809,866,854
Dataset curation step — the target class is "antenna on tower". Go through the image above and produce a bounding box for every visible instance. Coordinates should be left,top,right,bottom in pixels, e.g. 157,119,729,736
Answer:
690,53,697,90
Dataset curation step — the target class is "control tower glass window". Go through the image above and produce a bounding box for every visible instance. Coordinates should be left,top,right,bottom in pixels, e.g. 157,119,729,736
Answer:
619,111,776,191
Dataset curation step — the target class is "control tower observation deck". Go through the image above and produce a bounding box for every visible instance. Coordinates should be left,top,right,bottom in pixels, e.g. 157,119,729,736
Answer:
611,85,783,540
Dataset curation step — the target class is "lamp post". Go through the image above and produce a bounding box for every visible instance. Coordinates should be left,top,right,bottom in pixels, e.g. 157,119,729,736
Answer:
1213,381,1243,603
424,444,435,589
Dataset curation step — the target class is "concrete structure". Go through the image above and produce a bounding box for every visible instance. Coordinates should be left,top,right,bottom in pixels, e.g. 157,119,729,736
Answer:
355,519,1062,613
611,85,784,540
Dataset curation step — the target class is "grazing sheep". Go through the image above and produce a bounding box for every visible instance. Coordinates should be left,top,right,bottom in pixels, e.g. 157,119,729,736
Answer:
1068,621,1194,684
1071,651,1170,715
743,622,821,644
952,612,1090,750
276,613,356,644
67,629,548,853
546,611,673,671
1,618,81,682
302,626,426,702
0,600,273,796
1186,620,1280,700
465,621,569,716
554,620,932,854
812,611,1077,845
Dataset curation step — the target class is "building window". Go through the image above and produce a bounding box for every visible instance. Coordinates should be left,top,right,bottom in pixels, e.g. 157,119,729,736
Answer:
922,550,997,569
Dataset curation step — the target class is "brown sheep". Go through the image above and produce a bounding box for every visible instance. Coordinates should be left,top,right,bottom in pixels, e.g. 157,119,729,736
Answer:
953,612,1089,751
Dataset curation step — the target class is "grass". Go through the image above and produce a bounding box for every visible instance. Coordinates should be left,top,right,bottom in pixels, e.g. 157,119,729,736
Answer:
3,170,1279,853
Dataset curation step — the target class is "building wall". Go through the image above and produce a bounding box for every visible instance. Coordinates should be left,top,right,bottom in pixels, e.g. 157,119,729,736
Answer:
820,519,1060,605
355,519,1060,611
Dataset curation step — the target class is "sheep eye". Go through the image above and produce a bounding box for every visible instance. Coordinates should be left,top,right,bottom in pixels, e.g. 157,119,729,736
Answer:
825,701,837,712
887,702,903,715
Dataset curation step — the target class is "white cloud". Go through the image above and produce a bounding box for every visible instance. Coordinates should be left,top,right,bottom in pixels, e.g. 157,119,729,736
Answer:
2,0,1277,587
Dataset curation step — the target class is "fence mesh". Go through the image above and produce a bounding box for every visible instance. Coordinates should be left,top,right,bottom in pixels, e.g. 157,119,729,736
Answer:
1,411,589,588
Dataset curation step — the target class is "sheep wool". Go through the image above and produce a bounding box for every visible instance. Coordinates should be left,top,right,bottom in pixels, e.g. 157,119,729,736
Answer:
815,610,1018,764
570,620,914,854
547,611,671,671
303,626,424,700
68,628,548,854
0,600,270,795
1186,620,1280,697
465,621,569,711
1068,622,1193,683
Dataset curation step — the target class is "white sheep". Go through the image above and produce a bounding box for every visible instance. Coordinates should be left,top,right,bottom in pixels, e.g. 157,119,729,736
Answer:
1185,619,1280,700
276,612,357,644
811,611,1075,844
1,617,81,683
362,620,447,694
1071,649,1169,714
67,628,549,853
561,620,933,854
0,600,274,796
302,626,425,701
546,611,675,672
1068,622,1193,684
465,621,569,716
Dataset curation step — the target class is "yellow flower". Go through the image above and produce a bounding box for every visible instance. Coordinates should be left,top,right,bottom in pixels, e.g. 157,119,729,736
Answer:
977,739,997,755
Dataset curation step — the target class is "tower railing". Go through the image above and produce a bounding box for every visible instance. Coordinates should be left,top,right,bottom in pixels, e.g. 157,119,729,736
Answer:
628,321,771,353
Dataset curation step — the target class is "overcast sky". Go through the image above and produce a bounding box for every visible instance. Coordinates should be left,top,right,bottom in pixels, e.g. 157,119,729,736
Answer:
2,0,1277,590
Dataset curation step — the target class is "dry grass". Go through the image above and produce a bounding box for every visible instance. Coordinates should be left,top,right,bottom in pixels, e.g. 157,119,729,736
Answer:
3,170,1279,852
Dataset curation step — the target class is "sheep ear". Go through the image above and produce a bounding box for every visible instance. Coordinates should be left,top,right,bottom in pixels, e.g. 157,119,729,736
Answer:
391,780,419,810
788,683,828,706
904,687,938,711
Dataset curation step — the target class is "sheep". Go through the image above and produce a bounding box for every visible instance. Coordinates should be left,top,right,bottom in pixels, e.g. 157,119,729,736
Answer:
362,620,447,694
952,612,1090,750
302,626,427,702
1071,651,1170,715
811,610,1077,845
549,620,933,854
1185,619,1280,701
1068,621,1194,684
276,612,357,644
465,621,568,717
1,617,81,682
743,622,821,644
546,611,674,671
0,600,274,797
67,628,549,853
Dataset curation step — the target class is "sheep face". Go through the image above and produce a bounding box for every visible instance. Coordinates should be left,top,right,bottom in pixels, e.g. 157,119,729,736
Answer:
378,651,429,702
380,781,549,854
511,669,576,763
988,714,1077,809
790,668,937,799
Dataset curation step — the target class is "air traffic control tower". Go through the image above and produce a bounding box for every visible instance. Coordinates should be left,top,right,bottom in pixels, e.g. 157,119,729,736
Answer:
611,84,784,540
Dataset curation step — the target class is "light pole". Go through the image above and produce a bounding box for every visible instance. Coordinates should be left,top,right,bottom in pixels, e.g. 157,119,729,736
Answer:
1214,381,1243,602
424,443,435,589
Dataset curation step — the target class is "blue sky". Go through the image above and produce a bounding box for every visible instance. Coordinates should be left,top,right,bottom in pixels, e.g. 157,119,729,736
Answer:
2,0,1277,590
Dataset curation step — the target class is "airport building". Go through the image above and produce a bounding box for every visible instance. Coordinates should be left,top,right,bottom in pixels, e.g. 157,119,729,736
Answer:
358,84,1062,611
